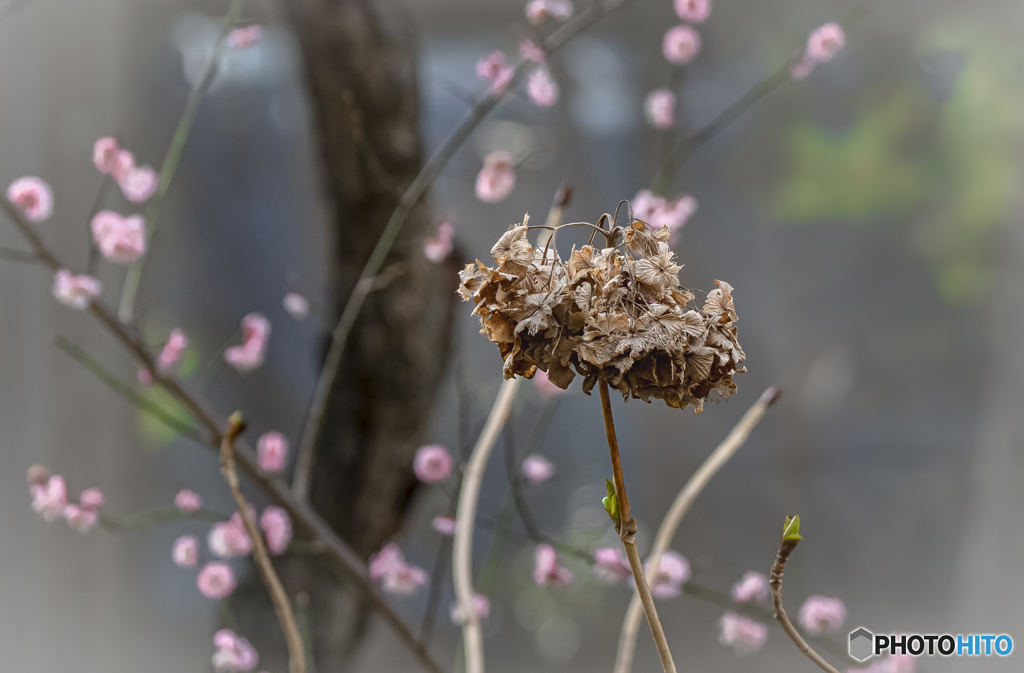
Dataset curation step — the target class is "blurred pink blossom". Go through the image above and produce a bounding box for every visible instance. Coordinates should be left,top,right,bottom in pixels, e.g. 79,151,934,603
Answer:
157,329,188,372
30,474,67,521
533,543,574,587
646,551,690,599
476,51,514,94
256,431,289,473
212,628,258,671
644,89,676,129
90,211,147,264
63,504,99,533
175,489,203,513
450,593,490,624
414,444,453,483
52,270,102,310
423,220,454,263
7,176,53,222
27,465,49,487
731,571,769,603
198,562,238,599
519,39,546,64
798,595,846,635
282,292,310,320
112,150,135,181
118,165,158,203
93,137,121,174
224,312,271,373
369,542,403,581
631,189,697,233
475,151,516,203
80,488,104,510
208,514,252,558
527,68,559,107
432,516,457,536
260,506,292,555
369,543,428,595
521,454,555,485
662,25,701,65
719,612,768,655
806,22,845,63
533,370,566,398
593,547,632,583
526,0,573,24
228,25,262,49
172,535,200,568
674,0,711,23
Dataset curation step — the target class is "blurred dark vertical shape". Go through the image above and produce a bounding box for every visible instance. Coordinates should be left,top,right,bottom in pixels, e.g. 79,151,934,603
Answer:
232,0,458,668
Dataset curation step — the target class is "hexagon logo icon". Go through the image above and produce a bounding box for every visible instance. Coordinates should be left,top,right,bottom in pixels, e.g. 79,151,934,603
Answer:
849,627,875,662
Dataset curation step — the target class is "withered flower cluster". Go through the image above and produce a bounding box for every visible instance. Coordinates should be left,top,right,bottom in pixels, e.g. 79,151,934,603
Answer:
458,216,745,412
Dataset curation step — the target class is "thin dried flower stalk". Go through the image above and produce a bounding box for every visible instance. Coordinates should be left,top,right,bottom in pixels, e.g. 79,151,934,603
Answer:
458,213,745,412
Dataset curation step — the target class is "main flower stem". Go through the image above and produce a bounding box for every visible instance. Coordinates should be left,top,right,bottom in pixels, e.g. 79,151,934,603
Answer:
598,380,677,673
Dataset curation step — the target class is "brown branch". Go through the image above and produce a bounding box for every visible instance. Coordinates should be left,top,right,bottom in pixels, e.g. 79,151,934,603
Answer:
599,380,677,673
220,415,306,673
769,517,841,673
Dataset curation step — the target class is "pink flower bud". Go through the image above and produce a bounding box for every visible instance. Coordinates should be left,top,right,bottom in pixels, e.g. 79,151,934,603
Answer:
63,504,98,533
423,221,454,263
731,571,769,603
450,593,490,624
797,595,846,635
112,150,135,181
52,270,102,310
157,329,188,372
413,445,453,483
175,489,203,513
31,475,67,521
525,0,574,24
475,51,514,94
7,176,53,222
527,67,559,107
197,562,238,599
79,488,104,510
260,506,292,555
27,465,49,487
282,292,310,320
212,628,258,671
533,543,574,587
93,137,120,174
90,211,147,264
521,454,555,485
806,22,845,63
475,151,516,203
674,0,711,23
224,313,271,373
662,25,701,65
644,89,676,129
519,39,546,64
172,535,199,568
431,516,457,536
646,551,690,599
593,547,632,583
719,612,768,655
118,165,158,203
228,25,262,49
256,431,289,473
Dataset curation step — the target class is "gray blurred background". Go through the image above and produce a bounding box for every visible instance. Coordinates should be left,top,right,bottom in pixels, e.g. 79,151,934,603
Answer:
2,0,1023,671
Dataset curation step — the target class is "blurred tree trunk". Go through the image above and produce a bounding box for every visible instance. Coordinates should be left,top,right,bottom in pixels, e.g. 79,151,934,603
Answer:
234,0,457,667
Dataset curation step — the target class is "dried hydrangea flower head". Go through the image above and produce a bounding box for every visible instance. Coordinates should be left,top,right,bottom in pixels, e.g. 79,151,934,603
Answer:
458,209,744,412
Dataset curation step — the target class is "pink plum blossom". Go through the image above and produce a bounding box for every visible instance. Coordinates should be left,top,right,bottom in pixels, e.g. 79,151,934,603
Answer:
593,547,632,583
719,612,768,655
118,165,158,203
432,516,457,536
533,370,567,398
256,431,289,473
646,551,690,599
525,0,574,24
228,25,262,49
260,506,292,555
208,514,252,558
662,25,702,65
450,593,490,624
413,445,453,483
282,292,310,320
475,151,516,203
475,51,514,94
674,0,711,23
731,571,769,603
63,504,99,533
806,22,845,63
527,68,559,107
80,488,104,510
798,595,846,635
521,454,555,485
30,474,67,521
90,211,147,264
172,535,199,568
224,312,271,373
212,628,258,671
175,489,203,513
631,189,697,233
368,543,428,595
520,39,546,64
93,137,120,174
533,543,574,587
7,177,53,222
644,89,675,129
157,329,188,372
423,220,454,263
198,562,238,600
52,270,102,310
